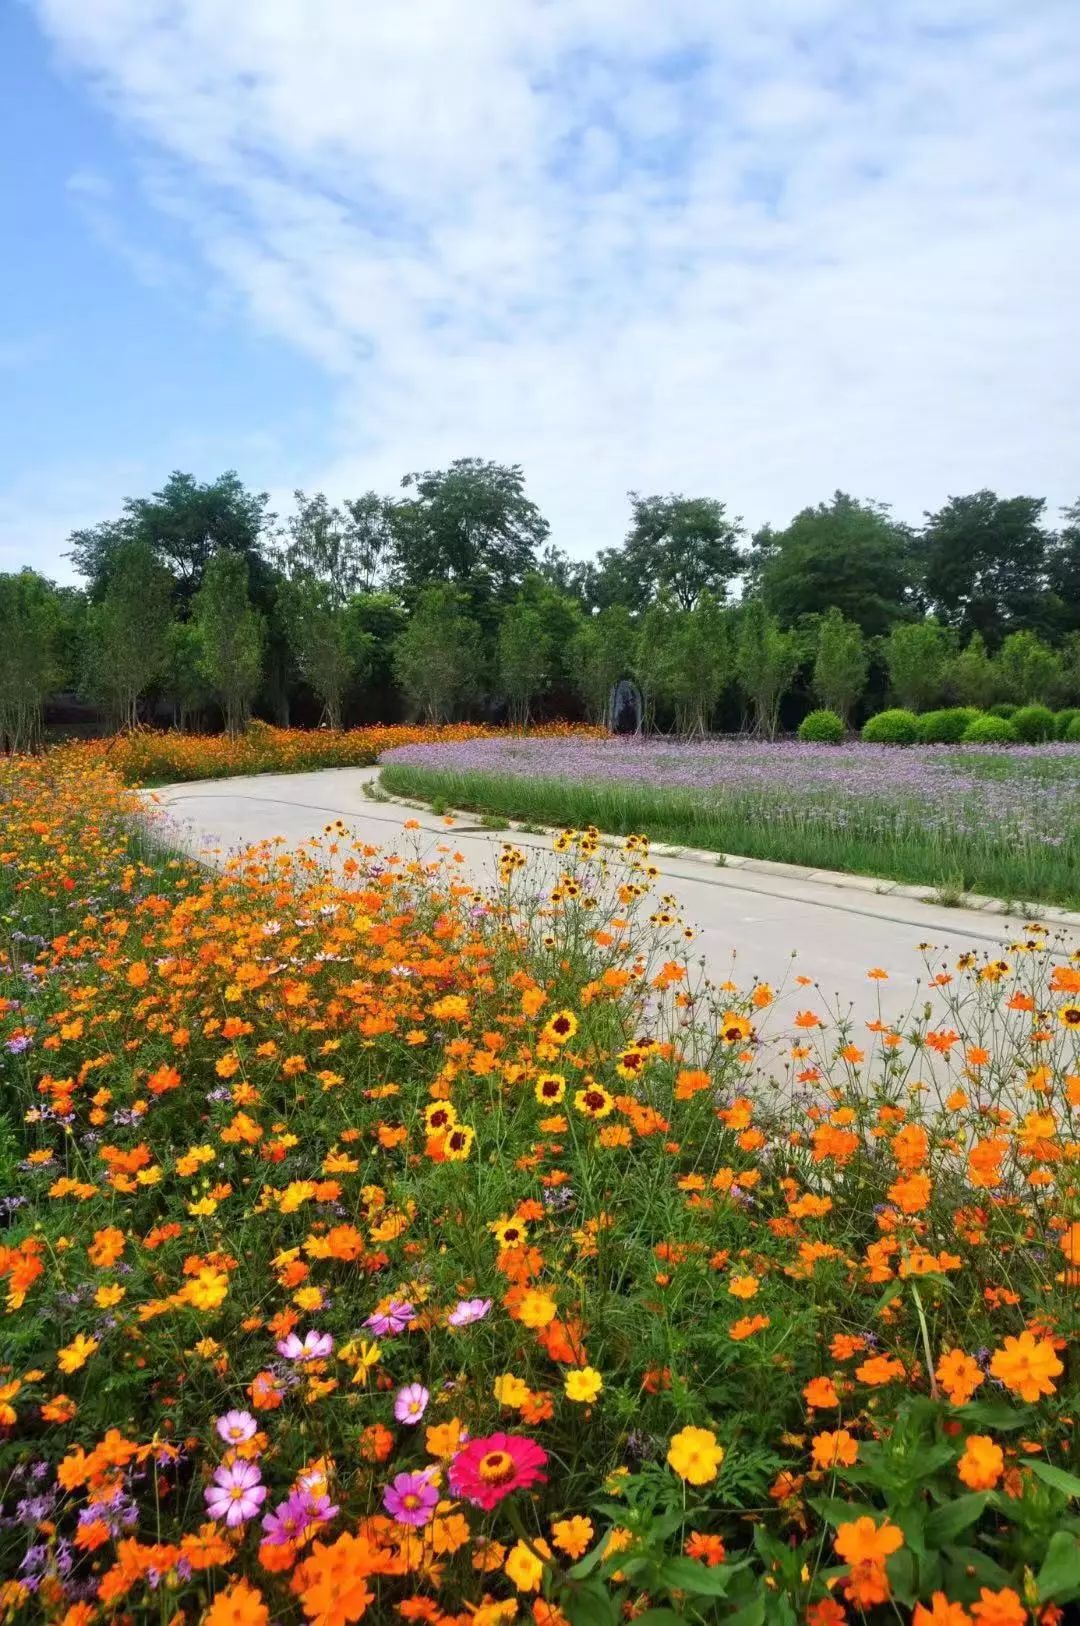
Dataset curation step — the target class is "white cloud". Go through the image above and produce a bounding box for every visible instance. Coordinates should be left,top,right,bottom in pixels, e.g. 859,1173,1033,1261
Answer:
30,0,1080,557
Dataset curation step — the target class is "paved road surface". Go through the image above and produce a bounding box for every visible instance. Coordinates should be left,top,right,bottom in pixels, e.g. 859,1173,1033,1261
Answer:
147,767,1077,1028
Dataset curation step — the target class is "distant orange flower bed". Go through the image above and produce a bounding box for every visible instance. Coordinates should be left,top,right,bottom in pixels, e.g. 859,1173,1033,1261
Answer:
1,746,1078,1624
64,720,601,786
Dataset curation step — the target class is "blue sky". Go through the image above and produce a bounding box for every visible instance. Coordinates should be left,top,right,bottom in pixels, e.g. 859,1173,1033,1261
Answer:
4,0,1080,582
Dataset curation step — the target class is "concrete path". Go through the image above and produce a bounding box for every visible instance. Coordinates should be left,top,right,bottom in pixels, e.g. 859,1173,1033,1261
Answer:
147,767,1078,1029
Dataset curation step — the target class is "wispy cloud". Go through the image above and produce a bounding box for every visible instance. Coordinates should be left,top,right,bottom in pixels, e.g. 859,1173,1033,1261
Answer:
32,0,1080,549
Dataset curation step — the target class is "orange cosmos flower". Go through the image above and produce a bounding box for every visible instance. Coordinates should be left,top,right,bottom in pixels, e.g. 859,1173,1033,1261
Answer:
988,1332,1063,1403
957,1434,1004,1490
812,1429,859,1470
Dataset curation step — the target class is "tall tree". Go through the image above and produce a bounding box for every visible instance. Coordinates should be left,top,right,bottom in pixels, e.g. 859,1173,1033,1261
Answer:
883,620,952,712
162,621,211,731
498,601,552,728
920,491,1049,645
948,631,997,709
0,571,62,752
570,607,635,726
620,493,743,611
995,630,1062,705
632,598,677,733
81,540,172,730
665,593,733,736
812,608,868,722
761,493,917,636
278,493,377,727
69,471,271,604
393,584,482,723
736,600,799,738
1045,500,1080,636
388,459,548,602
194,553,265,734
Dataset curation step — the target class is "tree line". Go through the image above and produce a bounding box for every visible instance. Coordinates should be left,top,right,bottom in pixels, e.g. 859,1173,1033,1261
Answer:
3,462,1080,749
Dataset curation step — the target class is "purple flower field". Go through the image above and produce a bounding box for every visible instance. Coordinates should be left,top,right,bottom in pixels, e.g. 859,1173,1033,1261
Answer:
379,736,1080,904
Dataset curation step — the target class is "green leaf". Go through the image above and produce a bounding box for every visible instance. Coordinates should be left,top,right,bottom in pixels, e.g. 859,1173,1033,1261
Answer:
724,1593,767,1626
886,1546,917,1608
894,1506,927,1559
925,1493,989,1546
656,1557,733,1596
626,1614,687,1626
1029,1460,1080,1501
942,1545,1012,1592
1037,1530,1080,1602
563,1581,620,1626
956,1400,1032,1431
567,1538,607,1580
808,1495,880,1528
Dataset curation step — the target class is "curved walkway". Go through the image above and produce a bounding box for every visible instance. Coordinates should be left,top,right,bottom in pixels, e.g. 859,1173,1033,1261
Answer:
147,766,1078,1028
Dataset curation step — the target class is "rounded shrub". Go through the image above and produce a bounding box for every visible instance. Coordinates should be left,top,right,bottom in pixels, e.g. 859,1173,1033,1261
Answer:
1054,707,1079,740
916,707,981,744
1010,704,1055,743
861,708,920,745
988,702,1017,719
1067,715,1080,743
797,708,846,743
962,713,1017,744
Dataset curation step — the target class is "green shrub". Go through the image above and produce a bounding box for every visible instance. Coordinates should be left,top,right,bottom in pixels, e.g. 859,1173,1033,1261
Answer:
797,708,845,743
861,707,920,744
916,707,980,744
1067,715,1080,742
1010,704,1055,743
1054,707,1079,740
962,713,1017,744
988,702,1017,719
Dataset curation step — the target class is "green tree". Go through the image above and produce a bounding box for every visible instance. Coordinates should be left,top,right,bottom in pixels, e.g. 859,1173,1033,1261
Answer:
883,620,952,711
948,631,997,709
570,607,636,726
761,493,917,636
194,553,265,734
995,630,1063,705
81,539,172,729
69,470,271,604
0,571,62,751
812,608,868,723
389,459,548,602
622,493,743,610
498,601,552,727
162,621,211,730
393,584,482,723
920,491,1049,644
632,598,677,733
1046,500,1080,636
278,493,376,727
736,599,799,738
666,593,733,736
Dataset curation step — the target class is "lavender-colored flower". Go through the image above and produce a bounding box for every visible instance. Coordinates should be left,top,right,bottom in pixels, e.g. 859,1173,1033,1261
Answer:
448,1297,492,1327
204,1459,266,1527
364,1299,416,1336
215,1409,258,1445
393,1382,429,1424
262,1488,338,1545
276,1329,333,1362
382,1469,439,1527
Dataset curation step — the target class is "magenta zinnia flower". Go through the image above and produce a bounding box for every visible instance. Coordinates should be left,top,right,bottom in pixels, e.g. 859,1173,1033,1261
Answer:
382,1469,439,1527
393,1382,429,1424
205,1458,267,1527
448,1432,548,1510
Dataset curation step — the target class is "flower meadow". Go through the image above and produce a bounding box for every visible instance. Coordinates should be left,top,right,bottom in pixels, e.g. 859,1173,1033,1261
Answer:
378,736,1080,910
2,746,1080,1626
69,722,601,789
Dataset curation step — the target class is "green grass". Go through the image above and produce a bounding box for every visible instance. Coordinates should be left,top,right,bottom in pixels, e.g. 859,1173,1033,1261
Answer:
379,761,1080,911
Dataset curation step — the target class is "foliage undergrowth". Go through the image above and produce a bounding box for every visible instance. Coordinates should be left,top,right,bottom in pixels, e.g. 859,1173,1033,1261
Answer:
1,748,1079,1625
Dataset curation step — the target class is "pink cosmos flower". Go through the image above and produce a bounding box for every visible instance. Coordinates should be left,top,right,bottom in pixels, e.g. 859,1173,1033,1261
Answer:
383,1469,439,1527
276,1329,334,1362
215,1409,257,1445
364,1300,416,1336
262,1488,338,1546
393,1382,429,1424
448,1432,548,1510
448,1297,492,1327
204,1459,267,1527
